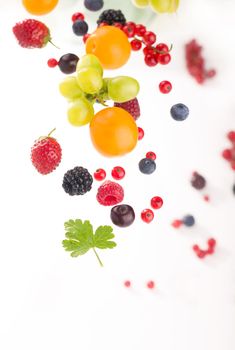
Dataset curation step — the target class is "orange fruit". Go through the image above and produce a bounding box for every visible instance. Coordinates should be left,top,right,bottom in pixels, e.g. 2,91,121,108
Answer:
90,107,138,157
86,26,131,69
22,0,59,15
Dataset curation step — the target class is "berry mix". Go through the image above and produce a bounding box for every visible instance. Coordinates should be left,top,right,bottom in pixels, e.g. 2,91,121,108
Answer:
14,2,224,267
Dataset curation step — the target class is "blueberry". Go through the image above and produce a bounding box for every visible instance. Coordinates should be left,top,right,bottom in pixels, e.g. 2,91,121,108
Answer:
84,0,104,11
72,20,88,36
139,158,156,174
182,215,195,227
58,53,79,74
111,204,135,227
170,103,189,121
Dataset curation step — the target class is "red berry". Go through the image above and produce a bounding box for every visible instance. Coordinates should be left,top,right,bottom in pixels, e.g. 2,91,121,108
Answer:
83,33,90,43
159,81,172,94
135,24,146,37
96,181,124,206
206,247,214,255
124,280,131,288
147,281,155,289
138,127,145,140
141,209,154,223
47,58,58,68
231,161,235,171
227,131,235,142
31,129,62,175
206,69,216,78
193,244,200,252
156,43,169,53
203,195,210,202
111,166,126,180
197,250,206,259
222,149,233,160
94,168,106,181
158,53,171,65
151,196,163,210
207,238,216,248
114,98,140,120
72,12,85,22
131,39,142,51
13,19,51,49
171,220,182,228
113,22,123,29
145,53,157,67
122,22,136,38
143,46,154,56
143,31,156,46
98,22,108,27
146,151,156,160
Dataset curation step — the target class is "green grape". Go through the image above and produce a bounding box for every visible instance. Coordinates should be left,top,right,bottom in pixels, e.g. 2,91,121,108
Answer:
132,0,149,8
67,98,94,127
100,78,111,101
76,54,103,77
149,0,179,13
59,76,83,99
107,76,140,103
77,67,103,94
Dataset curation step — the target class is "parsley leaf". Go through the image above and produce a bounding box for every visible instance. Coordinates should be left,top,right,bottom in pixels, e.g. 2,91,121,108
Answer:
62,219,117,266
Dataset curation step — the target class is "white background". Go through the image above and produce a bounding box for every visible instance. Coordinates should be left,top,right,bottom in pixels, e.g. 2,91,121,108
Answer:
0,0,235,349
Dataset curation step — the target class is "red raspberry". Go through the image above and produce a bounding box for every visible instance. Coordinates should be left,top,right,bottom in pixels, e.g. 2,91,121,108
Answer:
114,98,140,120
13,19,51,49
31,129,62,175
96,181,124,206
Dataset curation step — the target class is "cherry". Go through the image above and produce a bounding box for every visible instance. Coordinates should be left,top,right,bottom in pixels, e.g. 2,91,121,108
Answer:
141,209,154,223
159,81,172,94
151,196,163,210
94,168,106,181
146,151,156,160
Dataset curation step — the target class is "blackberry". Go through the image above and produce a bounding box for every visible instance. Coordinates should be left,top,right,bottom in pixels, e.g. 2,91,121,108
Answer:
62,166,93,196
97,9,126,26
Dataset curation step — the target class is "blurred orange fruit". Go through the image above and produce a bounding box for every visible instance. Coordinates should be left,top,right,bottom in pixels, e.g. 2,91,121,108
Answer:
22,0,59,15
86,26,131,69
90,107,138,157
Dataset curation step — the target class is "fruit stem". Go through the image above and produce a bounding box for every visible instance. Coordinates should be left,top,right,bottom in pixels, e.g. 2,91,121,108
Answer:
92,248,103,267
48,128,56,137
49,40,60,49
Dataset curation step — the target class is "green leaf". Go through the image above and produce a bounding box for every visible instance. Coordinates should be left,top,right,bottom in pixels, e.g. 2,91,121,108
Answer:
94,226,117,250
65,219,93,244
62,239,81,251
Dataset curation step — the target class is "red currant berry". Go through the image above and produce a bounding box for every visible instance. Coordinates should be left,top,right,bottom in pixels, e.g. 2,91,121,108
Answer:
113,22,123,29
151,196,163,210
203,195,210,202
143,31,156,46
227,131,235,143
206,69,216,78
141,209,154,223
111,166,126,180
135,24,146,37
83,33,90,43
122,22,136,38
124,280,131,288
94,168,106,181
197,250,206,259
222,149,233,160
208,238,216,248
147,281,155,289
47,58,58,68
155,43,169,53
158,53,171,65
146,151,156,160
171,220,182,228
138,127,145,140
159,80,172,94
72,12,85,22
143,46,154,56
206,247,214,255
145,53,157,67
131,39,142,51
193,244,200,252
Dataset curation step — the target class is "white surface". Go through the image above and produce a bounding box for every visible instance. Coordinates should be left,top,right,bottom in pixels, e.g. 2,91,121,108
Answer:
0,1,235,349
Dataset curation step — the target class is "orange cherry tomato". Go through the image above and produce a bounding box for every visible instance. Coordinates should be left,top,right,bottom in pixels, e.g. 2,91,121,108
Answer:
86,26,131,69
90,107,138,157
22,0,59,15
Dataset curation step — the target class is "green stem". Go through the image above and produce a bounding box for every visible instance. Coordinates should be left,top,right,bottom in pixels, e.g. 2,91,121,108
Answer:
92,248,103,267
49,40,60,49
48,128,56,137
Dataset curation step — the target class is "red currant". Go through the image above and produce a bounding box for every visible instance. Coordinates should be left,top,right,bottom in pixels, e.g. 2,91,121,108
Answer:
144,54,157,67
155,43,169,53
151,196,163,210
207,238,216,248
94,168,106,181
193,244,200,252
146,151,156,160
197,250,206,259
171,220,182,228
47,58,58,68
147,281,155,289
135,24,146,37
158,53,171,65
206,69,216,78
122,22,136,38
131,39,142,51
83,33,90,43
143,31,156,46
138,127,145,140
124,280,131,288
141,209,154,223
228,131,235,143
159,81,172,94
111,166,126,180
72,12,85,22
143,46,154,56
206,247,214,255
222,149,233,160
203,195,210,202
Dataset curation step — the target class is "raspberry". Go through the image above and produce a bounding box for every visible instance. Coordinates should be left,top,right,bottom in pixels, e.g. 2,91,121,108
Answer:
97,181,124,206
31,129,62,175
114,98,140,120
13,19,51,48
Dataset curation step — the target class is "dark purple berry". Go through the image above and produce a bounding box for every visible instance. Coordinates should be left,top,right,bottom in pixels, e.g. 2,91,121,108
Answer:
110,204,135,227
58,53,79,74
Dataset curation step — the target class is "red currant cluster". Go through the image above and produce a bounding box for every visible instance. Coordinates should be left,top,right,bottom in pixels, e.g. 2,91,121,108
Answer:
193,238,216,259
222,131,235,171
94,166,125,181
124,280,155,289
141,195,163,223
185,39,216,84
97,21,172,67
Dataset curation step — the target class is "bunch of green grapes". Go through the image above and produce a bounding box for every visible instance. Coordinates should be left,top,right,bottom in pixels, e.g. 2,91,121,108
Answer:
59,54,140,127
132,0,179,13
